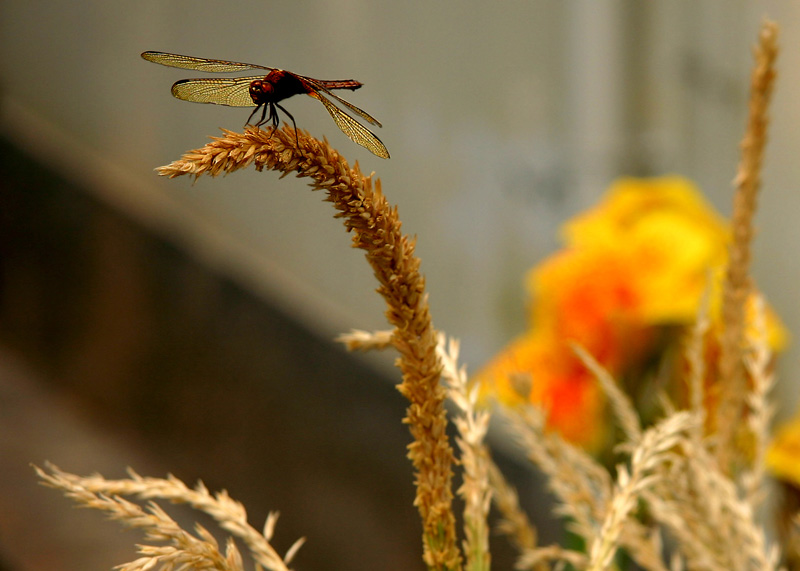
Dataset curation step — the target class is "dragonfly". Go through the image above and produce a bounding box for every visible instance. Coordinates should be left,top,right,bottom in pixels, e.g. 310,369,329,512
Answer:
141,51,389,159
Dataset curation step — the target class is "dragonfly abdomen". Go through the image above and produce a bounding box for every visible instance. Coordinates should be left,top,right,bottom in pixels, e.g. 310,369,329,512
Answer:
314,79,362,91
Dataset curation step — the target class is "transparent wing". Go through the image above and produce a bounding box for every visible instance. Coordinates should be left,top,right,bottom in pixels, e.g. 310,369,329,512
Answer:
142,51,272,73
307,80,382,127
312,93,389,158
171,77,259,107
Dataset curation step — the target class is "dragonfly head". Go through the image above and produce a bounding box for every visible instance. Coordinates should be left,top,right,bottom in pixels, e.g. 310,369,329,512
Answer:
249,78,275,105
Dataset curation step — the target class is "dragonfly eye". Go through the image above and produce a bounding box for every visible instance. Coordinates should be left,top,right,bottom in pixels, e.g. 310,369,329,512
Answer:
249,79,274,98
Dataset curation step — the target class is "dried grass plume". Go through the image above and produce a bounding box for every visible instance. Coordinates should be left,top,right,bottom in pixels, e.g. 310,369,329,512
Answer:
35,463,302,571
159,125,461,571
716,19,779,469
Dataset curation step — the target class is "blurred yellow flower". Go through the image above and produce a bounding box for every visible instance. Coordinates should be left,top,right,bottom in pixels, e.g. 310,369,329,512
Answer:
767,416,800,486
476,175,787,452
562,176,730,324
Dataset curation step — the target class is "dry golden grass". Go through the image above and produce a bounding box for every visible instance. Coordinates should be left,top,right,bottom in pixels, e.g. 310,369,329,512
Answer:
716,20,779,471
160,127,461,570
437,334,492,571
35,463,302,571
35,17,791,571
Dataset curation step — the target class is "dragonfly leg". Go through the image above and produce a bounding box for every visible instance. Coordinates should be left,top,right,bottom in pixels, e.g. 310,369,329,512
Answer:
246,104,270,129
275,103,300,147
262,104,280,140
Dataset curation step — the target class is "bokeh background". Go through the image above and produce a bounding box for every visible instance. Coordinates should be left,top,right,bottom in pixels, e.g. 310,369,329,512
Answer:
1,2,799,570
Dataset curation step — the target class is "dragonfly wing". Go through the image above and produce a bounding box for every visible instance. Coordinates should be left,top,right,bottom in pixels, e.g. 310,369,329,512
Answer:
171,77,259,107
313,93,389,159
308,80,382,127
142,51,272,73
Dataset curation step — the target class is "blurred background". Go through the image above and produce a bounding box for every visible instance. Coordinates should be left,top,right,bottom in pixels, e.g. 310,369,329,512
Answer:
1,2,799,569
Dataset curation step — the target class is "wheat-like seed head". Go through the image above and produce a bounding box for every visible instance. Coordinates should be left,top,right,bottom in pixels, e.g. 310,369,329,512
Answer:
158,125,461,570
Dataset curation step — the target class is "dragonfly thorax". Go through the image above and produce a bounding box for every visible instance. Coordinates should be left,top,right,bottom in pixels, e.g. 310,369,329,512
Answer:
249,70,309,106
